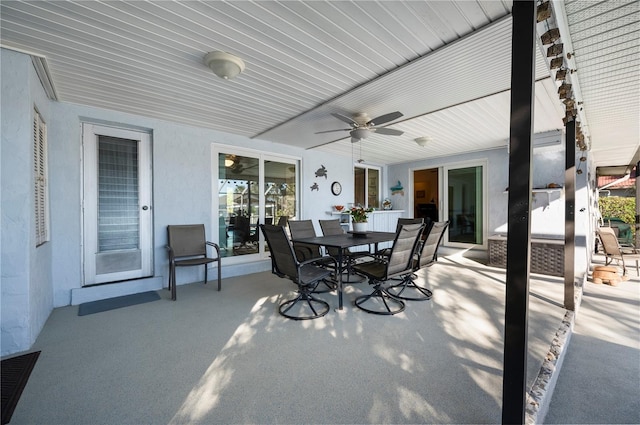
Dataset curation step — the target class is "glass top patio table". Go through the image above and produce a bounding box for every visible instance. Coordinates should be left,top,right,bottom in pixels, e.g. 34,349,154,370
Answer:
291,231,396,310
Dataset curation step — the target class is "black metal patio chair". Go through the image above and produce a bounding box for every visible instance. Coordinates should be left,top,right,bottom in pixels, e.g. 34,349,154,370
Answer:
260,224,336,320
166,224,222,301
387,220,448,301
352,223,424,315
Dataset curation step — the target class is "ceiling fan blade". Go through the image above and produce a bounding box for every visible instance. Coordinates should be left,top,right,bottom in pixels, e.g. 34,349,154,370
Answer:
374,127,404,136
368,111,403,126
315,128,351,134
331,113,357,126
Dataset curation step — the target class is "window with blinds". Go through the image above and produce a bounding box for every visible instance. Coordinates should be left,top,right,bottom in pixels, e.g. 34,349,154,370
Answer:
34,109,49,246
97,136,139,252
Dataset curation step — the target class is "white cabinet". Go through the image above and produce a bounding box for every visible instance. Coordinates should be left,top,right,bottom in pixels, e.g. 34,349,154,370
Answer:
328,210,405,232
368,210,404,232
329,210,405,251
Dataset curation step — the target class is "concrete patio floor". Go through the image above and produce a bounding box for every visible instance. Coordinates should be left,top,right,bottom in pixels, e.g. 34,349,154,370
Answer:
5,252,637,424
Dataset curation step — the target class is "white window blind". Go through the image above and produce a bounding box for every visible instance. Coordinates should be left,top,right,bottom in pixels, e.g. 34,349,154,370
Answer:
33,109,49,246
97,136,139,251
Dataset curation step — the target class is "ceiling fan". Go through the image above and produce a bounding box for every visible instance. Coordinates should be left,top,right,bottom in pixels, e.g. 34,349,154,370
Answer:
225,155,257,174
316,111,404,143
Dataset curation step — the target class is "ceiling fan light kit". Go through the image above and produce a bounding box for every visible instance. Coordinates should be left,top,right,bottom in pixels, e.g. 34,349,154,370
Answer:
204,51,245,80
351,128,372,142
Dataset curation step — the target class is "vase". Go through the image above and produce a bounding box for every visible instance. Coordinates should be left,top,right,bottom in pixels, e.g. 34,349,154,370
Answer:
352,222,367,233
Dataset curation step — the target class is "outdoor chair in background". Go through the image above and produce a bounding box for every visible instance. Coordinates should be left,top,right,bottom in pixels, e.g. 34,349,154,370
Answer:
232,215,253,248
387,220,449,301
287,219,336,292
260,224,337,320
318,219,372,283
166,224,222,301
352,223,424,315
376,217,425,259
597,226,640,277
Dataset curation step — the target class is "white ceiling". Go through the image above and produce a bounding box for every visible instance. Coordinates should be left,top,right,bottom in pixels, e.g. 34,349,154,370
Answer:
1,1,638,170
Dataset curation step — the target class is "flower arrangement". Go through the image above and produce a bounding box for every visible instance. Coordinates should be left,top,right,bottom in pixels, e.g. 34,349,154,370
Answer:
349,205,373,223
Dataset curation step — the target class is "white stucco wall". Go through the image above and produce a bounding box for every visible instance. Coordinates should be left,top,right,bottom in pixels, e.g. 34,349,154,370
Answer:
1,49,54,356
1,48,357,355
46,102,356,306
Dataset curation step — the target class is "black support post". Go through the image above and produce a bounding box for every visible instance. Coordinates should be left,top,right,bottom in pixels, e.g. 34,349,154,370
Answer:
564,120,576,310
502,2,536,424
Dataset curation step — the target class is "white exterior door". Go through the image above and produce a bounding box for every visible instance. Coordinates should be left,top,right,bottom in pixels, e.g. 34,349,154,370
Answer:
82,124,153,285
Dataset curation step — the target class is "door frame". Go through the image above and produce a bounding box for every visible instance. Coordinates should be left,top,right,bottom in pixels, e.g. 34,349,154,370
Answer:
410,159,488,249
442,159,488,249
81,123,154,285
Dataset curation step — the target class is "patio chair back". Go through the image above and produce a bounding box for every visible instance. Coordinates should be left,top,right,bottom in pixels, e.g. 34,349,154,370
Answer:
261,224,299,279
416,221,449,269
168,224,208,257
288,220,323,261
395,217,423,232
386,223,425,276
318,219,345,257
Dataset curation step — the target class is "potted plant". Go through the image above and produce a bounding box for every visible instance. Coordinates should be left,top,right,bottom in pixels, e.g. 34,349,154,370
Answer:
350,205,373,232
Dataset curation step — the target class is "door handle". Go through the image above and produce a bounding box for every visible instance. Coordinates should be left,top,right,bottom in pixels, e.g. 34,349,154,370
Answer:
142,205,149,211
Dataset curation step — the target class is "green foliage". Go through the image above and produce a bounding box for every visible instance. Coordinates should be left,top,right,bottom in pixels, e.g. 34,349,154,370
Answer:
599,196,636,235
349,206,373,223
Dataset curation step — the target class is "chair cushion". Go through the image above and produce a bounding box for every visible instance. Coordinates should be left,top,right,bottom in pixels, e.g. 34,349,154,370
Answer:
299,265,333,284
353,261,386,279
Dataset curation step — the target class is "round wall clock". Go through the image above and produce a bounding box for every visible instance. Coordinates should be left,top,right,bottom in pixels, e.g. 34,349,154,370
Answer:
331,181,342,196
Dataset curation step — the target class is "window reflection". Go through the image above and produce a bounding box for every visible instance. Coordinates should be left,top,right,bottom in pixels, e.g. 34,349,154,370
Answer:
354,166,380,209
219,154,260,256
218,153,297,258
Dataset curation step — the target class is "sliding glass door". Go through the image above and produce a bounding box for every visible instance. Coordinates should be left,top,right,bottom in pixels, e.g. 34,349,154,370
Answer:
444,162,486,247
216,147,298,261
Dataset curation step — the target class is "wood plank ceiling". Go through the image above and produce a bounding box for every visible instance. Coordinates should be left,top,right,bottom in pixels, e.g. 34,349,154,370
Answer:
1,1,637,169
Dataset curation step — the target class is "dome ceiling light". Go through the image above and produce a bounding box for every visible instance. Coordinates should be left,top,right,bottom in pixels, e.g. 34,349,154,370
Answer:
204,51,245,80
414,136,432,147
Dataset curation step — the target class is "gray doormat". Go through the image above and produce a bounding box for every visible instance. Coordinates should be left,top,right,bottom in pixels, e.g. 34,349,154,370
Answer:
78,291,161,316
1,351,40,424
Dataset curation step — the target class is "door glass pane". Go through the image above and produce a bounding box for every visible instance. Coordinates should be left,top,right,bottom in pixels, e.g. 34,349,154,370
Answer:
448,166,483,244
98,136,139,252
218,154,260,257
264,160,296,226
264,160,297,256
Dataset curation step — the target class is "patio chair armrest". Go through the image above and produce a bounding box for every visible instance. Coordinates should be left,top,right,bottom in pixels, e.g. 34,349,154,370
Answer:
298,256,337,269
206,241,221,258
166,244,175,262
297,256,338,284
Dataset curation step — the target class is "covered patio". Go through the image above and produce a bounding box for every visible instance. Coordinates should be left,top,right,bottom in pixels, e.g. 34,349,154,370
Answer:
1,1,638,423
8,252,638,424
